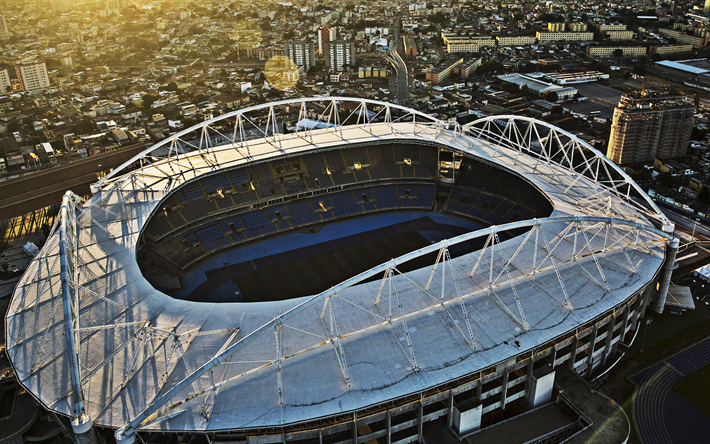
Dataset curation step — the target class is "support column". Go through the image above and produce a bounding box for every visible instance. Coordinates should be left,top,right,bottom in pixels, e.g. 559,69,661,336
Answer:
447,391,455,428
524,359,535,398
475,377,483,401
550,344,558,368
500,369,510,410
418,398,424,443
72,416,99,444
585,325,598,381
651,238,679,314
602,312,618,367
567,334,579,372
386,410,391,444
352,412,358,444
614,305,630,351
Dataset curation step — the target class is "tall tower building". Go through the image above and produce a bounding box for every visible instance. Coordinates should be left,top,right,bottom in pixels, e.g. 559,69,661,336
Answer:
606,92,695,165
15,61,51,91
284,41,315,71
318,24,337,54
324,40,355,72
0,69,12,94
0,15,10,36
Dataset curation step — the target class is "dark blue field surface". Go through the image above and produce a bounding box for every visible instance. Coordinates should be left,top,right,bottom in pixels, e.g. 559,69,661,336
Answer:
170,212,483,303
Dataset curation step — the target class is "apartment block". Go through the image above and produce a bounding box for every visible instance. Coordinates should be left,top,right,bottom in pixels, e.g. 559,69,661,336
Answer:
659,29,708,48
607,92,695,165
604,30,634,41
649,45,694,55
586,46,646,58
324,40,355,72
0,69,11,94
15,61,50,91
496,36,536,46
536,32,594,42
426,57,464,84
284,41,315,71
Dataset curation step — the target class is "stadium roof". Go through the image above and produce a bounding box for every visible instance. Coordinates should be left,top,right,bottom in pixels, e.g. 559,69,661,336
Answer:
5,98,673,442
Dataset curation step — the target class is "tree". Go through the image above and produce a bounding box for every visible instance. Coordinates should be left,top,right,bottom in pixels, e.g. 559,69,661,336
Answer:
613,48,624,57
551,105,563,115
658,171,675,188
699,187,710,205
73,118,95,135
542,90,558,103
623,70,632,80
501,82,519,93
7,120,21,132
142,94,158,110
164,81,178,91
633,65,646,76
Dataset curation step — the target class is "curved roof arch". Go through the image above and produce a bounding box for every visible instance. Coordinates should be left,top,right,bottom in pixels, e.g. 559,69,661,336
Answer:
463,115,671,229
94,97,451,191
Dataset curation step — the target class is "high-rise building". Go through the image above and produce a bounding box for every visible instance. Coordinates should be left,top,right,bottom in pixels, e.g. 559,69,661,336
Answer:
15,61,51,91
0,69,12,94
324,40,355,72
318,24,337,54
705,0,710,16
606,92,695,165
0,15,11,36
284,41,315,71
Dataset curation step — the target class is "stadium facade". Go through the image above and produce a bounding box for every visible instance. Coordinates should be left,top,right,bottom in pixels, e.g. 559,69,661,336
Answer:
5,98,677,444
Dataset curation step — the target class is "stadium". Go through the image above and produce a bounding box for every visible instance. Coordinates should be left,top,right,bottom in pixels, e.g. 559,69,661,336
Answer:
5,98,677,444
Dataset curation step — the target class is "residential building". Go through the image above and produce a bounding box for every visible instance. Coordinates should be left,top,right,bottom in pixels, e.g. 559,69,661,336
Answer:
0,69,11,94
536,32,594,42
496,36,536,46
585,46,646,58
649,45,694,55
284,41,315,71
604,31,634,41
597,24,628,32
358,65,387,78
452,58,481,78
568,23,588,32
0,15,11,37
659,29,708,48
548,23,565,32
426,57,464,85
15,61,51,91
403,35,417,56
318,24,337,55
607,92,695,165
442,34,494,53
324,40,355,72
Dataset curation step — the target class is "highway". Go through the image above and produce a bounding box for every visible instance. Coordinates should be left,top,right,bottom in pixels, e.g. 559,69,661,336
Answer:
386,16,410,105
0,143,146,220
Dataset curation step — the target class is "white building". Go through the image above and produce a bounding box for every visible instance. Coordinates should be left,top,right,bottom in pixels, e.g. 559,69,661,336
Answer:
284,41,315,71
0,68,11,94
324,40,355,72
15,61,51,91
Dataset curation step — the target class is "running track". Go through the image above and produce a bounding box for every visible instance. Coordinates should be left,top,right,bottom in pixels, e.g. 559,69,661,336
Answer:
630,336,710,444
